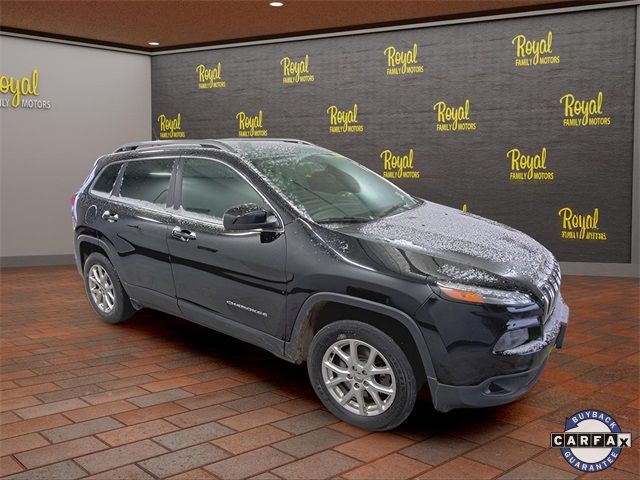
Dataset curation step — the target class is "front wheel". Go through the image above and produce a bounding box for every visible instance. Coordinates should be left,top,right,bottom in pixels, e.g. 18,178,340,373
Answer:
307,320,417,431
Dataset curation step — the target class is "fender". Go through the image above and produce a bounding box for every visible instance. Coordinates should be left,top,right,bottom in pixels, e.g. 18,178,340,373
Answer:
74,233,119,276
284,292,437,382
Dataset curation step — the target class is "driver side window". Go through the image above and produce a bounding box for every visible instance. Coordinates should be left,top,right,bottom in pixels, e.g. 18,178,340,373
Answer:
180,158,263,220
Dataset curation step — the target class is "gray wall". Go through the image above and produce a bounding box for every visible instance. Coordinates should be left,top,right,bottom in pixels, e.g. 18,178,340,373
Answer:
0,36,151,265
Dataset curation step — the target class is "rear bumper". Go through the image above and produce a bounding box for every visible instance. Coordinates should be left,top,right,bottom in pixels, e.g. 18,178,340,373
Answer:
429,296,569,412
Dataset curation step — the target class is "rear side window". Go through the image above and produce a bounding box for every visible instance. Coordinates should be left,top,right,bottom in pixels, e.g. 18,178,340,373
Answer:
180,158,263,219
119,158,175,205
91,163,121,195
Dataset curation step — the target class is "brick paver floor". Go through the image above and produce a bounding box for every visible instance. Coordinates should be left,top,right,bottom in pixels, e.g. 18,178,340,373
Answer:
1,266,638,479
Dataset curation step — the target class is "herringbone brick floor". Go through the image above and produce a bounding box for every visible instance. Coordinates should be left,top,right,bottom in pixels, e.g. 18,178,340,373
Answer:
0,266,638,479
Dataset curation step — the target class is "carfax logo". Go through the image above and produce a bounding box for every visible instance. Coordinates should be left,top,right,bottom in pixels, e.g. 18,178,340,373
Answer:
236,110,268,137
381,148,420,179
326,104,364,134
551,409,631,472
433,99,476,132
0,68,51,109
558,207,607,241
157,113,186,139
507,147,554,181
196,63,226,89
384,43,424,75
280,54,315,84
512,32,560,66
560,91,611,127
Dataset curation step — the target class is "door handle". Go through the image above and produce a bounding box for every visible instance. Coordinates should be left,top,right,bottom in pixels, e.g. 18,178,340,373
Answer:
172,226,196,242
102,210,119,222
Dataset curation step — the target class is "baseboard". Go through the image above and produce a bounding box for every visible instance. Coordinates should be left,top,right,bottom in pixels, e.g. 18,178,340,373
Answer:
0,254,75,268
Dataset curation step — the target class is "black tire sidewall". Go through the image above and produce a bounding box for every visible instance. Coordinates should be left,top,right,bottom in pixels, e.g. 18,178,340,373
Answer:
83,252,132,324
308,320,417,431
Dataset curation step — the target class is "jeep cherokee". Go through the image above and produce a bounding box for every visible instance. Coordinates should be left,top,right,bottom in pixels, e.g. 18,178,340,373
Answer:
72,138,569,430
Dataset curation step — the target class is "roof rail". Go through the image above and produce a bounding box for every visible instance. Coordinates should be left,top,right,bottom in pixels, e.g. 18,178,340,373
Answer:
219,138,314,146
113,140,231,153
113,138,316,154
281,139,314,146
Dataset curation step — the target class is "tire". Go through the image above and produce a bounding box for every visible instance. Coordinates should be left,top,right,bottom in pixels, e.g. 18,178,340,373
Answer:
308,320,417,431
83,252,135,324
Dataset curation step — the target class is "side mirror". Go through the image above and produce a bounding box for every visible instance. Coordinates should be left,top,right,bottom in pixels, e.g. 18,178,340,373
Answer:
223,204,278,231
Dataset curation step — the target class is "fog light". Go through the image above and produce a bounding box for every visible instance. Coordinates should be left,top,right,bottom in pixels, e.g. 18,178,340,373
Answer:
493,328,529,353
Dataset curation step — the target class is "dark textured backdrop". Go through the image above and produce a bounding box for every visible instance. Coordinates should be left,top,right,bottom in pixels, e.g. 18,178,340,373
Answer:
151,6,636,263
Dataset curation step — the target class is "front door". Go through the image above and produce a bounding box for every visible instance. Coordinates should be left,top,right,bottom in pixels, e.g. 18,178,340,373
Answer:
167,156,288,339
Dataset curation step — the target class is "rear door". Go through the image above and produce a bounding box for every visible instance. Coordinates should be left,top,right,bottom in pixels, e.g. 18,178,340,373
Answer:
97,155,180,314
167,156,288,339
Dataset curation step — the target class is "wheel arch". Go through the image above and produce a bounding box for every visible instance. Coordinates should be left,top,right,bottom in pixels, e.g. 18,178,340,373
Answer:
284,293,436,387
76,233,117,273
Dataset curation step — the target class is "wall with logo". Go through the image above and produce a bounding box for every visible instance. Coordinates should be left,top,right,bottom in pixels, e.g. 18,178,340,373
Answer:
151,6,636,264
0,36,151,264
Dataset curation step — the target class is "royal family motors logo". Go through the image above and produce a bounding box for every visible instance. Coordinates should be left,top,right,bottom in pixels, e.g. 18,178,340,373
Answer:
236,110,268,137
507,147,554,181
280,54,315,84
157,113,186,139
0,68,51,110
326,104,364,134
384,43,424,75
196,63,226,89
433,99,476,132
551,409,631,472
558,207,607,241
560,91,611,127
380,148,420,179
512,32,560,67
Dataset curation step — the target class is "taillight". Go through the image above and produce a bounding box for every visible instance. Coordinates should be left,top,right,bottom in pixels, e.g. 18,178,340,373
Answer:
71,192,78,206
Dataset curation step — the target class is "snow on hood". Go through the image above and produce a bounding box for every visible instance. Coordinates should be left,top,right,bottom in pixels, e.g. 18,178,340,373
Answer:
339,201,557,288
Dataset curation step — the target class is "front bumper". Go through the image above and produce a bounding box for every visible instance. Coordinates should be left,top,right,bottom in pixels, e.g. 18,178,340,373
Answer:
425,295,569,412
499,296,569,355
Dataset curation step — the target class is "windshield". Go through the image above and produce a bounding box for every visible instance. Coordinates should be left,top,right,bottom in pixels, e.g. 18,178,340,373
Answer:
226,141,419,223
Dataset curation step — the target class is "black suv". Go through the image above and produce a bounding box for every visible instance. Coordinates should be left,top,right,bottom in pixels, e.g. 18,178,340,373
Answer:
72,139,569,430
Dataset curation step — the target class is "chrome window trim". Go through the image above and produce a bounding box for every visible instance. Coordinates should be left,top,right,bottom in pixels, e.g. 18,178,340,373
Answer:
100,196,176,218
89,153,285,234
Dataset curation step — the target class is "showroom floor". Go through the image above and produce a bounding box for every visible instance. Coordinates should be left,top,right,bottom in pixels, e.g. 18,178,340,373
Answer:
0,266,638,480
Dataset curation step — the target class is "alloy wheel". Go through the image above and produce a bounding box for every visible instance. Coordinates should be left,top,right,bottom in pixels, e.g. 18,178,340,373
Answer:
88,264,116,313
321,338,396,416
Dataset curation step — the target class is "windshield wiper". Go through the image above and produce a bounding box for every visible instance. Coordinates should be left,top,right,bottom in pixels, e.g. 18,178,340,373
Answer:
316,217,373,224
378,203,410,218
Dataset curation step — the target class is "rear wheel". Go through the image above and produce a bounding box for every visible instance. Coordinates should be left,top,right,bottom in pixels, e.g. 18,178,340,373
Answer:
308,320,417,430
83,252,135,324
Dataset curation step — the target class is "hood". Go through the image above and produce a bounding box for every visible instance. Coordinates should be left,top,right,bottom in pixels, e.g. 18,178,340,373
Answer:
330,201,557,292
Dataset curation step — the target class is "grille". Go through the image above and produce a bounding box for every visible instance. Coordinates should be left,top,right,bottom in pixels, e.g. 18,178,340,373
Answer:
538,260,561,324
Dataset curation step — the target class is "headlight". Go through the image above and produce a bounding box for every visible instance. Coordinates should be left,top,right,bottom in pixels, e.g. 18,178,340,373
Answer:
436,281,534,306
